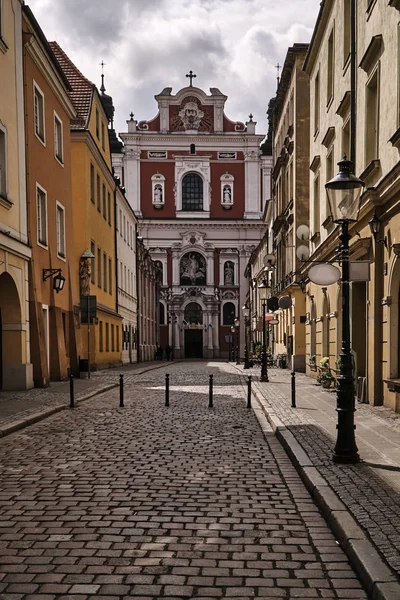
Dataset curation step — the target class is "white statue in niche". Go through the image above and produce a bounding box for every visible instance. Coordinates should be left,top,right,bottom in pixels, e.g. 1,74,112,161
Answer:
224,261,234,285
223,185,232,204
153,184,163,204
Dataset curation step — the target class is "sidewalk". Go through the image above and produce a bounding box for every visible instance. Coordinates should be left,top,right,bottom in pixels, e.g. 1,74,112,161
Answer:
235,363,400,599
0,360,168,437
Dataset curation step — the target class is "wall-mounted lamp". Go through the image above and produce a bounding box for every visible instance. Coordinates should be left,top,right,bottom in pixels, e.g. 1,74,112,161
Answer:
43,268,66,293
392,244,400,258
257,279,269,289
368,213,387,248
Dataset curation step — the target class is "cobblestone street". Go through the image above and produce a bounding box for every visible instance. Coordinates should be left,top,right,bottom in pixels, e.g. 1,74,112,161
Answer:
0,361,369,599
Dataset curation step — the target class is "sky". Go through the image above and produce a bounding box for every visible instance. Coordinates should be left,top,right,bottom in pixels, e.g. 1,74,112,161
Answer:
26,0,321,137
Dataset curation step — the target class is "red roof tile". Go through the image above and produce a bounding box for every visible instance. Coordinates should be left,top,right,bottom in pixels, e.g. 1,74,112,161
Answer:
49,41,94,130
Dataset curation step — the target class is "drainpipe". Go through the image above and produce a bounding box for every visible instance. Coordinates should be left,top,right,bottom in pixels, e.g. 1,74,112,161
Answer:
350,0,356,166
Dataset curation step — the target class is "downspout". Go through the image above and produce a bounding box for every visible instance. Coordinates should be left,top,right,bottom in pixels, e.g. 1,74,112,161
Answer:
350,0,356,165
135,224,140,363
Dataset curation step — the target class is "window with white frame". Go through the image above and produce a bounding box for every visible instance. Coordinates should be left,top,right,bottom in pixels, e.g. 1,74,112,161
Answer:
0,126,7,198
314,70,320,135
152,173,165,208
327,28,334,106
365,65,380,166
56,202,66,258
182,173,203,211
220,173,234,208
54,112,63,163
34,82,45,143
36,185,47,247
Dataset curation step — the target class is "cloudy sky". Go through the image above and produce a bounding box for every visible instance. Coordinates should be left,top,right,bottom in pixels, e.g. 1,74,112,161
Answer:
27,0,321,136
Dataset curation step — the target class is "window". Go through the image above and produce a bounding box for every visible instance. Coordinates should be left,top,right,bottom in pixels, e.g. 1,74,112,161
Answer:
36,185,47,247
34,82,45,143
223,302,235,326
342,117,350,160
97,174,101,211
91,240,95,284
96,108,99,139
90,163,95,203
108,257,112,294
99,321,103,352
159,302,165,325
120,261,123,290
105,322,109,352
326,147,334,221
102,183,106,219
314,71,320,135
107,192,111,225
56,202,66,258
123,216,126,241
54,112,63,163
190,144,196,154
0,127,7,198
116,326,120,352
111,324,115,352
313,173,320,235
327,29,334,106
127,269,130,295
119,209,122,235
365,66,380,166
103,252,107,291
343,0,351,65
182,173,203,211
97,247,101,287
101,121,105,150
124,265,127,291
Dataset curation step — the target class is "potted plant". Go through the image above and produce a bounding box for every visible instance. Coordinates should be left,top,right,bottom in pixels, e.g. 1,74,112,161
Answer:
317,370,335,389
309,355,317,371
320,356,330,369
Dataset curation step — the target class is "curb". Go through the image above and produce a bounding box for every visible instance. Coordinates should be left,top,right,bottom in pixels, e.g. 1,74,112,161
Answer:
0,361,176,441
250,381,400,600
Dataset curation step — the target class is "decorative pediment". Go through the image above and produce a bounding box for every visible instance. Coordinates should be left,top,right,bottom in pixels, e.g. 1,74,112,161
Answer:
180,230,206,248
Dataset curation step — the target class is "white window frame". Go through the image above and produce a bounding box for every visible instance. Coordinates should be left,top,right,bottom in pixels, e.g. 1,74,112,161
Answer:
0,122,7,200
56,201,66,260
54,111,64,165
33,80,46,145
36,183,48,248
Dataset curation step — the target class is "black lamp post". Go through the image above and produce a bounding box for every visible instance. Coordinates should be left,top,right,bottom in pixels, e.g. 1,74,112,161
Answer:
242,305,250,369
234,317,240,365
230,325,234,361
258,278,269,383
325,157,364,463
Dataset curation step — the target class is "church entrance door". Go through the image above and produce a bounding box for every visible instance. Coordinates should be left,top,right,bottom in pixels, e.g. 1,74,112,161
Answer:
184,329,203,358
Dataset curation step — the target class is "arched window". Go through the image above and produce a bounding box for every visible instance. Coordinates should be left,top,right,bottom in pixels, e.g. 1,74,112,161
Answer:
159,302,165,325
223,302,235,325
182,173,203,211
184,302,203,324
154,260,163,284
224,261,234,285
180,252,206,286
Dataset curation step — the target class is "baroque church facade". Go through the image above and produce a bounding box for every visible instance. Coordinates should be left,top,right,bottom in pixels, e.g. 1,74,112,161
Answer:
113,79,271,359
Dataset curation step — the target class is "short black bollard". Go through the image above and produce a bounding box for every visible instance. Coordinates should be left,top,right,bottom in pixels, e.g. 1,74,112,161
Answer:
165,374,170,407
209,374,213,408
119,374,124,407
291,370,296,408
69,373,74,409
247,375,252,408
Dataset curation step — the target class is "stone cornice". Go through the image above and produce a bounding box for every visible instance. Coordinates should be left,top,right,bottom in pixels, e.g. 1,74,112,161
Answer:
139,220,267,230
119,134,264,145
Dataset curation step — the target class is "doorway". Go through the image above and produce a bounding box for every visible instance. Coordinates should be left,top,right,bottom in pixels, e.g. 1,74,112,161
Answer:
184,329,203,358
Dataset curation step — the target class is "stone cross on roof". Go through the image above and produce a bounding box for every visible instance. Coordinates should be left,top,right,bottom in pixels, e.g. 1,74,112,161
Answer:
186,70,196,87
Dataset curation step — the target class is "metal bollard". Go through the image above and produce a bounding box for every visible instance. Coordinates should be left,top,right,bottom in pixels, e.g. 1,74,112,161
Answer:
247,375,252,408
209,374,213,408
119,374,124,407
69,374,74,409
165,374,170,407
291,370,296,408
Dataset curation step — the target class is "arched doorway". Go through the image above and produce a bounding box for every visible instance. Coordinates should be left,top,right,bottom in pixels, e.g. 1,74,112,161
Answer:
184,302,203,358
0,272,22,389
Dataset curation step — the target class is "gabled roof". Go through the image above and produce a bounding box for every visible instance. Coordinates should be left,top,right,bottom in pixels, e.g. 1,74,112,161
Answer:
49,42,94,130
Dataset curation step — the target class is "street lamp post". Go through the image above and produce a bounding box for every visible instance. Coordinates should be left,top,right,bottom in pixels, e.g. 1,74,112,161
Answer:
325,157,364,464
242,305,250,369
258,279,269,382
230,326,234,361
234,318,240,365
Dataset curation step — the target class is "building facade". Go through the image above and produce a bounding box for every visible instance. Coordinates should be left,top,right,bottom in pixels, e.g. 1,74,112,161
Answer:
23,7,80,386
303,0,400,409
114,82,270,359
0,0,33,390
50,43,122,371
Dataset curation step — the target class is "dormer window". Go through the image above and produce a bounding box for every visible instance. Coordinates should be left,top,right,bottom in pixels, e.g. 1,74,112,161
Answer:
221,173,234,209
152,173,165,209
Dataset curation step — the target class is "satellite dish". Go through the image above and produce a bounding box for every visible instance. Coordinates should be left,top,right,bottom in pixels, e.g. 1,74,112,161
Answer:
308,263,341,286
296,224,310,241
267,296,279,311
296,245,310,261
278,295,292,309
263,254,276,267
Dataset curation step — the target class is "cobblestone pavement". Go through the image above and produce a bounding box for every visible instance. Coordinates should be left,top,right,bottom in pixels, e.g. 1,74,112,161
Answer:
241,365,400,578
0,361,368,599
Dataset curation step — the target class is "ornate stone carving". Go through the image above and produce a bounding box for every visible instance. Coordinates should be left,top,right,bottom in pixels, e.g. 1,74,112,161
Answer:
180,252,206,286
79,258,91,296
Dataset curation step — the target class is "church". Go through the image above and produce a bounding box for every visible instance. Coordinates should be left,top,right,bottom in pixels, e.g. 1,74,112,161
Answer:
112,74,271,359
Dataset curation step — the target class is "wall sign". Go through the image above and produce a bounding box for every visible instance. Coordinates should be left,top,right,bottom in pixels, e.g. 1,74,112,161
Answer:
218,152,236,159
148,151,167,159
